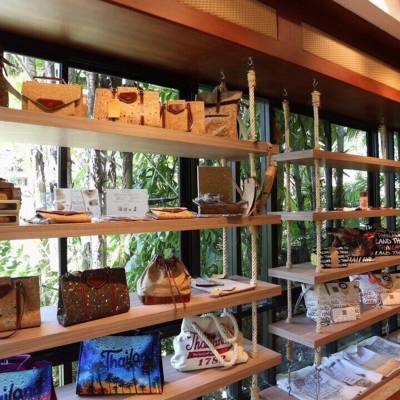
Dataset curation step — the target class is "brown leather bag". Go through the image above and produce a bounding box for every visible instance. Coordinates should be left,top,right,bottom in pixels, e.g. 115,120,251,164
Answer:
57,267,130,326
137,256,191,305
0,276,41,338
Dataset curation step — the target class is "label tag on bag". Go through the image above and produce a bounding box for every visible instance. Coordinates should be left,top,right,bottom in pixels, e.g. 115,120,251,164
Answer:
332,306,358,323
108,98,121,119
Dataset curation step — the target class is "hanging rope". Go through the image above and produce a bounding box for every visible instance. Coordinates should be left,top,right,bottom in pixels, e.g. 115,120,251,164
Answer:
248,57,259,400
222,158,229,279
380,124,389,235
312,84,323,378
283,96,294,325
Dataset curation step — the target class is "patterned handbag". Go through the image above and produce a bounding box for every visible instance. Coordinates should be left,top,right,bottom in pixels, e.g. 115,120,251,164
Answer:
311,246,349,268
329,228,376,263
374,227,400,256
350,273,400,305
300,282,361,325
0,354,57,399
57,267,130,326
171,312,248,372
0,276,41,338
76,334,163,396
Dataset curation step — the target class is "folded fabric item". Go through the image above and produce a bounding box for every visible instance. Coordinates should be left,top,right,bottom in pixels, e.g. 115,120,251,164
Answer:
322,356,382,388
149,207,195,219
340,345,400,377
359,336,400,359
30,210,91,224
193,277,255,297
277,365,363,400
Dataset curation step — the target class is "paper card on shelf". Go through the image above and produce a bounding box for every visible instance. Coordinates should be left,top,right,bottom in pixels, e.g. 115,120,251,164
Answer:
193,277,255,297
55,188,101,217
105,189,148,218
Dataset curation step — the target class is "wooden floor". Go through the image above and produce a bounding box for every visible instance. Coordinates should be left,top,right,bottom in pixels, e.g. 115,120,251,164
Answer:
57,343,281,400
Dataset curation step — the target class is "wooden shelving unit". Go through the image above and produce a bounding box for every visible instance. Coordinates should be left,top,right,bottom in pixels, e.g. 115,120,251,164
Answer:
269,305,400,349
0,214,280,240
269,256,400,284
278,209,400,221
57,343,281,400
0,277,280,360
260,369,400,400
0,108,277,160
272,149,400,172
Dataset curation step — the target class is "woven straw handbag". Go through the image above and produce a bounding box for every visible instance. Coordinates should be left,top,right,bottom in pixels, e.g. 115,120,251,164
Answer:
137,255,191,305
93,86,162,127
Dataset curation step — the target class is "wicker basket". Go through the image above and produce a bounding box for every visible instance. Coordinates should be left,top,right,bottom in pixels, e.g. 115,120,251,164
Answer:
194,201,245,215
162,100,205,134
93,87,162,127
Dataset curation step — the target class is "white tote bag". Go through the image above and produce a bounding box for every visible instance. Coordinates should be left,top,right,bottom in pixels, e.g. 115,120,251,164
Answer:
171,312,248,372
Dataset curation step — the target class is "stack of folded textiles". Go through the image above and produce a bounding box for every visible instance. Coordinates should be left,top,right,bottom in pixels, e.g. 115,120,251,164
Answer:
277,336,400,400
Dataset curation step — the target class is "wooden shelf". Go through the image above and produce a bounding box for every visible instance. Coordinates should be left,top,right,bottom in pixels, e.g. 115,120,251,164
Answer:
260,368,400,400
0,276,280,359
0,108,277,160
0,214,280,241
272,149,400,172
56,343,281,400
269,256,400,284
278,209,400,221
269,305,400,348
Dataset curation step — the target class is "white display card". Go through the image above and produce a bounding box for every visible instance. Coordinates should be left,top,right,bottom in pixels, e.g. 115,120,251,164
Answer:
55,188,101,217
105,189,149,218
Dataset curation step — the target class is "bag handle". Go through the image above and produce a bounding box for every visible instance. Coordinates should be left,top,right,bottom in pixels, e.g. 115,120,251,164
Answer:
83,267,111,289
33,76,66,84
189,312,239,369
0,354,31,372
0,281,26,340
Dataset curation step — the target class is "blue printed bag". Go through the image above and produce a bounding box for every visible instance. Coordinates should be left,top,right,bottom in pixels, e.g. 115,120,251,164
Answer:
77,334,163,395
0,354,56,400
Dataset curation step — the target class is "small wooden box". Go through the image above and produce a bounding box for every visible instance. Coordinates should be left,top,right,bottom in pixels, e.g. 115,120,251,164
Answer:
0,200,20,225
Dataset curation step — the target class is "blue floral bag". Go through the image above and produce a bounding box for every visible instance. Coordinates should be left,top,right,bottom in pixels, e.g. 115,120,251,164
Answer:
76,334,163,395
0,354,56,400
